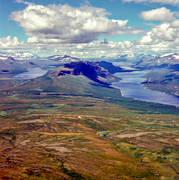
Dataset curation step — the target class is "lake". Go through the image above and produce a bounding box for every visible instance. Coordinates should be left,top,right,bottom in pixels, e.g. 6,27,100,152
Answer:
113,71,179,107
12,67,48,79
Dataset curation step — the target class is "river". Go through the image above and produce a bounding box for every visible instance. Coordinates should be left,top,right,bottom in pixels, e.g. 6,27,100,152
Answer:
112,71,179,107
12,67,48,79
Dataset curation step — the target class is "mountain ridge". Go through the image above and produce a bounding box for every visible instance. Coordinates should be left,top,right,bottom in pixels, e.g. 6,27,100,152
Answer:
50,61,118,85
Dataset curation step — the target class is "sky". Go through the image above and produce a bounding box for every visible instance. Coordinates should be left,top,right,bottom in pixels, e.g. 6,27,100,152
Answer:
0,0,179,58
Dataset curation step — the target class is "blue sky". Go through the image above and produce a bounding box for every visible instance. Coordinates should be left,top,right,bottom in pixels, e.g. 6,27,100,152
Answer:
0,0,178,57
0,0,162,40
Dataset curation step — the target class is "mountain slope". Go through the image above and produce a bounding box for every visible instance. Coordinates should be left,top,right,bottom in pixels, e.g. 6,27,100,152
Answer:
50,61,118,85
142,70,179,97
0,71,179,179
0,56,178,179
135,53,179,70
94,61,132,74
131,53,179,97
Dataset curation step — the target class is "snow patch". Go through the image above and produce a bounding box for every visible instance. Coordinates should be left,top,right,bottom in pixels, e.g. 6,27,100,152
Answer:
173,55,179,59
160,53,174,58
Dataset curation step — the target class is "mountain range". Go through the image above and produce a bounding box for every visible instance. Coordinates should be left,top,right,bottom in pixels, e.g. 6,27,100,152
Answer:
134,53,179,70
136,53,179,97
0,52,178,97
0,52,178,180
0,53,130,76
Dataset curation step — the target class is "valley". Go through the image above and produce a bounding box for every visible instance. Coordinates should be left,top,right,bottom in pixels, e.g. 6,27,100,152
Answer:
0,60,178,179
0,53,178,179
1,0,179,179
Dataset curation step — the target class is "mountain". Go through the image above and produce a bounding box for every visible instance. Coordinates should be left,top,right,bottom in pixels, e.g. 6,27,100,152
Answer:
94,61,133,74
0,52,178,97
0,54,77,75
134,53,179,70
0,52,41,76
0,56,26,75
142,70,179,97
0,53,131,78
136,53,179,97
46,55,130,74
47,55,80,63
0,56,37,75
50,61,117,85
0,53,179,180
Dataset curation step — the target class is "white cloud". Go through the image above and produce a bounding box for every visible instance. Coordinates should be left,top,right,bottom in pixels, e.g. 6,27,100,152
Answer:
136,19,179,53
0,35,136,58
136,6,179,54
123,0,179,6
140,7,175,21
0,36,21,48
10,4,141,44
139,20,179,44
1,3,178,58
15,0,30,5
0,31,178,58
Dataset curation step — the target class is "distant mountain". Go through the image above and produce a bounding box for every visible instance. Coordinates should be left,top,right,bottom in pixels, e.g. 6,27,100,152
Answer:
0,54,79,74
0,53,39,75
50,61,117,85
0,53,131,77
47,55,80,63
134,53,179,70
142,70,179,97
138,53,179,97
94,61,133,74
0,56,26,75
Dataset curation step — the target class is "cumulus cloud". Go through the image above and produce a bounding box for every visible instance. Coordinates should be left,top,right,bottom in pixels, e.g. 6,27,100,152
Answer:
0,35,136,58
1,17,179,58
0,36,21,48
136,19,179,53
0,31,178,58
139,20,179,44
1,3,178,58
123,0,179,6
140,7,175,21
10,4,141,44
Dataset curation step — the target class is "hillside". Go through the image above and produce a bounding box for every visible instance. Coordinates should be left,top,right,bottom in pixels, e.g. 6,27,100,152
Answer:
1,0,179,179
0,55,178,180
142,70,179,97
94,61,132,74
50,61,118,85
0,64,178,179
134,53,179,70
0,54,127,80
132,53,179,97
